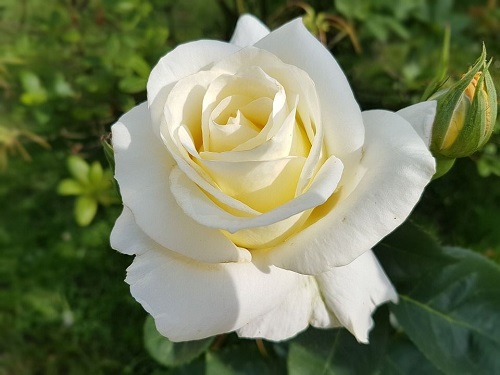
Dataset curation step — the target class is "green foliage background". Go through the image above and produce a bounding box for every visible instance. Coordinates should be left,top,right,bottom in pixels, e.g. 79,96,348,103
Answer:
1,0,499,374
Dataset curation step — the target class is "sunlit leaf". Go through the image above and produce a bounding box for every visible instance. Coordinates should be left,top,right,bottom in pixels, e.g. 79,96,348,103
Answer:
53,73,75,97
19,70,47,105
67,155,89,185
57,179,83,195
88,161,104,186
74,196,98,226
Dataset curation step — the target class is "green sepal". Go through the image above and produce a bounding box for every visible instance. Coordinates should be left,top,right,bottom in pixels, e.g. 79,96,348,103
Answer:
430,46,486,152
443,59,494,157
432,156,455,180
101,138,115,174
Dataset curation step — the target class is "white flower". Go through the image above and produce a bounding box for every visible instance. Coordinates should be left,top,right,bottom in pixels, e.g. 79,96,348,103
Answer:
110,15,436,343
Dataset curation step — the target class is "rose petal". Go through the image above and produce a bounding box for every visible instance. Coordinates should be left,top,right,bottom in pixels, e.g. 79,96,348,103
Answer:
264,110,435,274
163,125,261,216
208,97,262,152
236,276,335,341
315,250,398,343
112,102,250,263
198,157,306,212
199,99,301,162
119,213,304,341
255,18,365,170
201,65,283,152
169,155,343,233
111,206,149,256
164,70,221,151
148,41,240,134
229,14,270,48
397,100,437,147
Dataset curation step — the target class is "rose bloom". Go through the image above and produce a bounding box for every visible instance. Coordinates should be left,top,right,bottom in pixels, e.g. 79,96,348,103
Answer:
110,15,436,343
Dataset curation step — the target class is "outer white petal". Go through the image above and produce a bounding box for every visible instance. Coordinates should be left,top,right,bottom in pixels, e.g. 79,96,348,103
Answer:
229,14,270,47
147,41,240,134
111,206,148,256
112,102,250,263
264,110,435,274
397,101,437,147
116,212,305,341
315,250,398,343
237,277,334,341
255,18,364,168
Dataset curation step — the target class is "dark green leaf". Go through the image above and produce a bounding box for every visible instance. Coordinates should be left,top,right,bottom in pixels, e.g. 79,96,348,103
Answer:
143,315,214,368
206,339,285,375
168,358,206,375
379,335,442,375
376,222,500,374
375,221,450,287
287,308,390,375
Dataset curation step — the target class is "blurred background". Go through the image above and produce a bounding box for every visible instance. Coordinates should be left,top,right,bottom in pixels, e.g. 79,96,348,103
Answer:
1,0,499,373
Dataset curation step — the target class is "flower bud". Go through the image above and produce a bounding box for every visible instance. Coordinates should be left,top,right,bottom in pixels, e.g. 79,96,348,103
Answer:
430,46,497,159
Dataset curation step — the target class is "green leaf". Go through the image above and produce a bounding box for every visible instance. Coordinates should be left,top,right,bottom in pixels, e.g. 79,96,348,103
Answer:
335,0,371,20
57,178,83,196
53,73,75,98
421,26,450,101
19,71,48,105
376,222,500,374
168,359,206,375
74,196,98,226
287,308,389,375
379,335,442,375
20,71,45,93
119,76,146,94
127,54,151,78
88,161,103,186
143,315,214,368
206,339,285,375
375,222,450,286
67,155,89,185
20,91,48,106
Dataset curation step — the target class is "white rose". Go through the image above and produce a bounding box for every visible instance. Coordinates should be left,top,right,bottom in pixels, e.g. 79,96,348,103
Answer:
110,15,436,343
